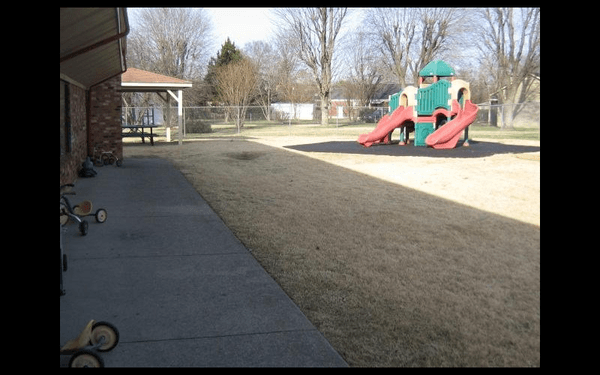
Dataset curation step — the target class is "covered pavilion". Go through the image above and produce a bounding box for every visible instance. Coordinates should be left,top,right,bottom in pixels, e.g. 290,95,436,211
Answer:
120,68,193,145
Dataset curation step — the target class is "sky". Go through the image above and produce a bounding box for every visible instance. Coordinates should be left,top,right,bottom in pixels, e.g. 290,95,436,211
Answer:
205,8,274,49
206,8,366,51
128,8,365,53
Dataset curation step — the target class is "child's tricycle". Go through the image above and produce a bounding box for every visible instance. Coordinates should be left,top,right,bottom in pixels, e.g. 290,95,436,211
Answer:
60,320,120,367
60,184,107,235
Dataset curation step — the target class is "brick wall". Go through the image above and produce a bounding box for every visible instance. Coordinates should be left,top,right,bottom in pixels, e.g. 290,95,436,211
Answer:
60,83,88,186
89,75,123,160
60,75,123,186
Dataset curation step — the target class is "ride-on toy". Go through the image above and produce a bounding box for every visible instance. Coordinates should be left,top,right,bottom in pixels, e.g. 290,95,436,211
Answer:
60,320,120,367
93,150,123,167
60,184,107,235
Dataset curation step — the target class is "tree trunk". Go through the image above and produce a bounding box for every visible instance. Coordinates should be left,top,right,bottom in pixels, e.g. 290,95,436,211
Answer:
320,96,329,126
500,103,514,130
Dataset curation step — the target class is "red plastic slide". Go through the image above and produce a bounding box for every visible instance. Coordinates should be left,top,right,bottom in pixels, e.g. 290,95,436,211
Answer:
358,106,414,147
425,100,479,149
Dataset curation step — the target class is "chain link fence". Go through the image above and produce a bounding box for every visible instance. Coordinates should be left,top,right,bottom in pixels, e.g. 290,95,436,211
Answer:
123,101,539,136
475,101,540,128
123,105,393,134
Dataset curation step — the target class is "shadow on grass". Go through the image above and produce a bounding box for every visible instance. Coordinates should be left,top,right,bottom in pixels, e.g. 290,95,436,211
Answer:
124,139,540,366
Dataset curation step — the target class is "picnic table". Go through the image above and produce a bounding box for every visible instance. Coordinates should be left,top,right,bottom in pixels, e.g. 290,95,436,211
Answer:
122,125,158,145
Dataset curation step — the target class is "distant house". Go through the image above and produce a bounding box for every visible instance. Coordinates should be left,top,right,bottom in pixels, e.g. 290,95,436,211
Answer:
329,85,356,118
269,82,406,121
60,8,129,185
328,83,403,118
371,83,403,107
271,102,315,121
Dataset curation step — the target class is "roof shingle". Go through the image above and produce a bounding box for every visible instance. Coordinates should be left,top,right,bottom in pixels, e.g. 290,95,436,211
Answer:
122,67,191,84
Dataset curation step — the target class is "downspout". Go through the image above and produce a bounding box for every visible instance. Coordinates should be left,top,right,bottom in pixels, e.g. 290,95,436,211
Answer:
86,89,92,157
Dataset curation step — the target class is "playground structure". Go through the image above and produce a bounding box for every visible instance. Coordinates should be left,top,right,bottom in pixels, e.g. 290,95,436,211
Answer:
358,60,478,149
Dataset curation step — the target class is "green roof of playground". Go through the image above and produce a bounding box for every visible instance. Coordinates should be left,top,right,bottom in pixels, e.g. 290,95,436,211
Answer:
419,60,455,77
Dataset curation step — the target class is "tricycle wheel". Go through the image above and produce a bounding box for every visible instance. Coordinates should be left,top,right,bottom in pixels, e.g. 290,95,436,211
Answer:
91,321,120,352
95,209,107,223
79,220,88,236
116,159,123,167
69,349,104,367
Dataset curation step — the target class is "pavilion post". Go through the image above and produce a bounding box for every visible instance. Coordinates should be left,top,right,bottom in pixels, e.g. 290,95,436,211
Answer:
166,94,171,142
167,89,184,145
177,89,183,145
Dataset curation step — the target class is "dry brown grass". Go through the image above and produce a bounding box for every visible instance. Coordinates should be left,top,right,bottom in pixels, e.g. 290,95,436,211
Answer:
124,134,540,367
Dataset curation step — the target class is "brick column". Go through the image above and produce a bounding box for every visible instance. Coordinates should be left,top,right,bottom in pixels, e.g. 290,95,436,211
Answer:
88,75,123,161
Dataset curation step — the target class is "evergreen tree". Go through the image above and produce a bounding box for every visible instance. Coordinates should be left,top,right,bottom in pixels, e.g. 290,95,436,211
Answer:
213,37,243,66
203,38,243,104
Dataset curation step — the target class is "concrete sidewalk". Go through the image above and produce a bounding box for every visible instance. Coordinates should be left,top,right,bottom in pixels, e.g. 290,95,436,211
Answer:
60,157,347,367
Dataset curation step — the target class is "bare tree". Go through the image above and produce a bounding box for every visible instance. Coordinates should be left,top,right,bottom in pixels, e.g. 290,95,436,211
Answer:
412,9,464,79
341,30,383,108
274,8,348,126
478,7,540,128
128,8,213,80
273,31,303,103
214,59,260,132
125,8,213,109
365,8,464,86
243,41,279,121
364,8,417,87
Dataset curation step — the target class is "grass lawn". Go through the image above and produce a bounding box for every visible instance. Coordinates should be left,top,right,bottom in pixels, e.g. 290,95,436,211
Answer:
174,120,540,141
138,107,540,139
124,120,540,366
